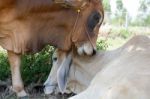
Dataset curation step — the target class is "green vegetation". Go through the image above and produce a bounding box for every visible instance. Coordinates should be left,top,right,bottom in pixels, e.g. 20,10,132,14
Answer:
99,26,150,50
0,52,10,81
102,0,110,11
128,15,150,27
97,38,108,50
21,46,54,85
0,46,54,85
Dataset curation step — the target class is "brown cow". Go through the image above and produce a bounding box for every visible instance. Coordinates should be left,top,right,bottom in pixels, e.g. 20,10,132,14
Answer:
0,0,104,97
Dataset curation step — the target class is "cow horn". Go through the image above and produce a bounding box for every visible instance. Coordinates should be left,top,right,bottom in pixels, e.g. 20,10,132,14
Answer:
57,53,72,93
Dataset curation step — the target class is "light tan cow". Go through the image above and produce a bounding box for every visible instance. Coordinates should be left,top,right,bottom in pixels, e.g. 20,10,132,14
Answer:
70,35,150,99
45,35,150,99
0,0,104,97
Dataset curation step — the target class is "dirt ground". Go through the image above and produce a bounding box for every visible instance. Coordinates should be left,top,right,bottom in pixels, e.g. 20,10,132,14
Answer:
0,84,75,99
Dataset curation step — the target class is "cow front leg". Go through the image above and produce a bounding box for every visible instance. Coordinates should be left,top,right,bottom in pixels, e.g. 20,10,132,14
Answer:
8,51,27,97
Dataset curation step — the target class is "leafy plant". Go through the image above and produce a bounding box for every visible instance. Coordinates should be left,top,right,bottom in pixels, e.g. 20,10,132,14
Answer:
0,46,54,85
96,39,108,50
21,46,54,85
0,52,10,81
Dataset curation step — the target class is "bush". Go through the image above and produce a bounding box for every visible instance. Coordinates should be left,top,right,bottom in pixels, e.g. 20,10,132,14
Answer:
0,46,54,85
97,39,108,50
21,46,54,85
0,52,10,81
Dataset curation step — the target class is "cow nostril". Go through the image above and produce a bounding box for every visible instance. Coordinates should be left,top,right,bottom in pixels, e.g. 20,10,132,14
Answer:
92,49,96,56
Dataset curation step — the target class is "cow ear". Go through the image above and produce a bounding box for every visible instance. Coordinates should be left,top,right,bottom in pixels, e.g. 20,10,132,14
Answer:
57,53,72,93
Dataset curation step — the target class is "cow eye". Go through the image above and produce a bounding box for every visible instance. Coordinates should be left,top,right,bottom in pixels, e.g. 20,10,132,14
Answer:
87,11,101,32
93,13,100,22
53,57,57,61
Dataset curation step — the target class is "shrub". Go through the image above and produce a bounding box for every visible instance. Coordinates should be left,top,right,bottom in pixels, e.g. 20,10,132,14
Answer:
0,52,10,81
97,39,108,50
0,46,54,85
21,46,54,85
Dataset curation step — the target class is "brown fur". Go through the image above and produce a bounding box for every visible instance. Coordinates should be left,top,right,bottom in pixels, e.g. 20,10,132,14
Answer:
0,0,103,54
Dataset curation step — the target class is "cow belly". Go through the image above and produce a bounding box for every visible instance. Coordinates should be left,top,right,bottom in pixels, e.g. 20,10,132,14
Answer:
0,20,44,54
0,31,28,54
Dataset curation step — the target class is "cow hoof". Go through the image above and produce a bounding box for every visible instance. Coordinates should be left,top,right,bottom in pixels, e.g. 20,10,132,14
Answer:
18,96,29,99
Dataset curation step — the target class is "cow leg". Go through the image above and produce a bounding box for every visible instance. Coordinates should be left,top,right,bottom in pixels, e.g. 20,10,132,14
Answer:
8,51,27,97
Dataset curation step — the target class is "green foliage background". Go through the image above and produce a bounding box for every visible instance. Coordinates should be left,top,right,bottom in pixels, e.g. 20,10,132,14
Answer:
0,46,55,85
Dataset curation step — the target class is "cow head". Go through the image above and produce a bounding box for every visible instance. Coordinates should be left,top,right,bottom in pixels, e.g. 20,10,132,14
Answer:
0,0,103,55
44,49,72,94
54,0,104,56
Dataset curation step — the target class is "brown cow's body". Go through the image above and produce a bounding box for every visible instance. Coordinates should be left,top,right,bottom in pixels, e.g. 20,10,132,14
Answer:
0,0,104,54
0,0,75,53
0,0,104,98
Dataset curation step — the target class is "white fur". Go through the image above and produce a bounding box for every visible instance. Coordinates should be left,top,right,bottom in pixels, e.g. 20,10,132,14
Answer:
77,42,95,55
70,35,150,99
45,35,150,99
57,53,72,93
77,46,84,55
83,42,95,55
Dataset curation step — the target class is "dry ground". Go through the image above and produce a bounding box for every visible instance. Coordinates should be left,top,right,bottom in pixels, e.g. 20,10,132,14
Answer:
0,83,75,99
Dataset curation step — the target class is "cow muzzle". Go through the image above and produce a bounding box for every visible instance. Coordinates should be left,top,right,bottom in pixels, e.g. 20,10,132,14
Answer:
77,42,96,56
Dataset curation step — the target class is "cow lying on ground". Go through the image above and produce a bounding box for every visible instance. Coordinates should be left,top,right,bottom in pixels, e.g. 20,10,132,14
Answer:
44,48,103,94
69,35,150,99
44,35,150,99
0,0,104,97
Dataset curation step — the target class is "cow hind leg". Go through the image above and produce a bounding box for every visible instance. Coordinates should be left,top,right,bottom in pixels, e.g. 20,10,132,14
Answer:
8,51,27,97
